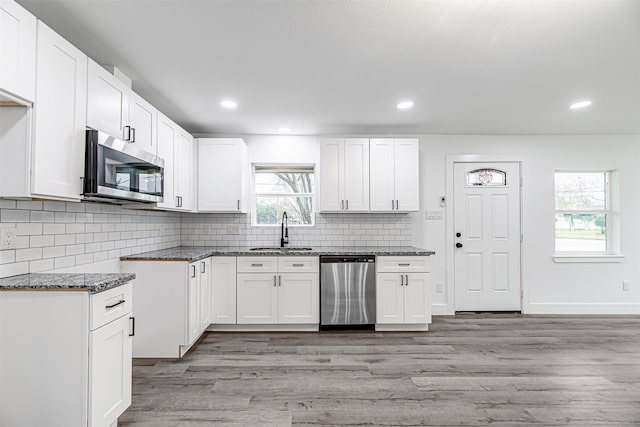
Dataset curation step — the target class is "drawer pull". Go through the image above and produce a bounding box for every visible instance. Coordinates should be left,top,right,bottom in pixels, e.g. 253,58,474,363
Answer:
398,263,410,266
292,263,304,267
105,300,125,309
251,263,263,267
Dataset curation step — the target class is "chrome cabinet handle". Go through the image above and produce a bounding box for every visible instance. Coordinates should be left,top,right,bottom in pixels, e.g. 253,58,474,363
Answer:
278,275,282,287
131,127,136,143
129,316,135,337
400,275,404,286
273,275,277,287
201,261,206,273
237,200,240,210
105,299,125,309
124,125,131,141
398,263,410,266
346,200,349,210
292,263,304,267
251,263,263,267
341,200,344,210
405,274,409,286
391,200,394,210
191,265,196,278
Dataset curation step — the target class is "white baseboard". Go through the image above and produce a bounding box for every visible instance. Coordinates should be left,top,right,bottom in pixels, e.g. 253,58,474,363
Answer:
431,303,450,315
526,303,640,315
207,324,319,332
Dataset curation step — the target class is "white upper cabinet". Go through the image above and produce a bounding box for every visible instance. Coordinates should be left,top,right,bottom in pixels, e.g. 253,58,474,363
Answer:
128,91,157,155
175,128,194,211
87,58,130,141
0,0,36,102
31,21,87,201
197,138,248,212
156,112,176,210
370,138,419,212
319,138,369,212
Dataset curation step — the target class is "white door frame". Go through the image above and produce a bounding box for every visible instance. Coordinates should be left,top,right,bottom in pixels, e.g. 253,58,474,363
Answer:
445,154,524,315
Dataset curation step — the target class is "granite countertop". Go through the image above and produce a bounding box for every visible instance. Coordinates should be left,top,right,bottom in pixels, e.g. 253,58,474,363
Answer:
0,273,135,294
121,246,436,263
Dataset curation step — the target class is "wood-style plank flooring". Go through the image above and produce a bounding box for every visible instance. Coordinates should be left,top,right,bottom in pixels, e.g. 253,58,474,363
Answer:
119,314,640,426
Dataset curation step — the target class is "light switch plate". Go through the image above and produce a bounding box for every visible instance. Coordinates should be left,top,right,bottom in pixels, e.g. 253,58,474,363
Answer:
623,281,631,291
425,210,443,220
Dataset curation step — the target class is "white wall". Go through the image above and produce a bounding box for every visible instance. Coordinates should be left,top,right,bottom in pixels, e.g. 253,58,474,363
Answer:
413,135,640,314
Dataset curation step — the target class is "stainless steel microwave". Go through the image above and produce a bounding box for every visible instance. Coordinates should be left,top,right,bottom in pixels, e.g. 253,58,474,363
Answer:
83,130,164,203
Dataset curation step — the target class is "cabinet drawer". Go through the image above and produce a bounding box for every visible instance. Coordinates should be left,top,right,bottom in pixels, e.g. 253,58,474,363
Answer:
90,282,133,331
376,256,430,273
237,256,278,273
277,256,319,273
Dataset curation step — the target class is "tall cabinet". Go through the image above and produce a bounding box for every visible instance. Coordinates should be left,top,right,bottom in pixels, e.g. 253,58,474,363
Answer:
369,138,419,212
319,138,370,212
31,21,87,201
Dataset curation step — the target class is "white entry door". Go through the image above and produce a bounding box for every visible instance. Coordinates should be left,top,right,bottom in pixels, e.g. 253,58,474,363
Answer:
454,162,521,311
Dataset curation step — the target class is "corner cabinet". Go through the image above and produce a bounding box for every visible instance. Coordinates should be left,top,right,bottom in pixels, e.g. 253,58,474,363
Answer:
121,258,211,358
236,256,319,326
31,21,87,201
370,138,419,212
376,256,431,331
0,283,134,427
0,0,36,102
319,138,370,212
197,138,248,212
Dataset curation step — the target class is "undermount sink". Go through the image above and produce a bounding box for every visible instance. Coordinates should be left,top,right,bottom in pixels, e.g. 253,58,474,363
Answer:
249,247,313,251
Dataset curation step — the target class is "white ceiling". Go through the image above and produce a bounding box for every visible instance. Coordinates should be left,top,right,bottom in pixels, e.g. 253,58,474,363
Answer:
18,0,640,135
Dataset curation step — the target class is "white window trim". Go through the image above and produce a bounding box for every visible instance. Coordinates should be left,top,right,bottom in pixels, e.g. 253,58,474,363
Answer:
553,170,621,258
251,164,316,227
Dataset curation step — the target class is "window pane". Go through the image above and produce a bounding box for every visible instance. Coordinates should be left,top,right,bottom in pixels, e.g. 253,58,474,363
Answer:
256,196,313,225
466,169,507,186
255,172,314,194
555,213,606,252
555,172,606,210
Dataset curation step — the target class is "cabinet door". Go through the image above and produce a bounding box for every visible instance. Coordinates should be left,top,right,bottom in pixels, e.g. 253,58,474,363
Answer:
319,138,344,212
89,314,132,427
343,138,369,212
197,138,244,212
175,129,194,211
31,22,87,201
211,257,237,324
278,273,319,324
0,0,36,102
156,113,176,209
237,273,278,324
369,139,395,212
199,257,211,332
375,273,404,324
87,58,130,140
186,263,200,344
129,91,157,155
404,273,431,324
393,138,419,211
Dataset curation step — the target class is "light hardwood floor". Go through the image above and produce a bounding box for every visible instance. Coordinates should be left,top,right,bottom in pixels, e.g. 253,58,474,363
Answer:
120,314,640,426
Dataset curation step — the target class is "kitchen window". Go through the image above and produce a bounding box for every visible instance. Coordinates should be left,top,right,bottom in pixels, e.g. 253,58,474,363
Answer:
554,171,619,258
252,165,315,226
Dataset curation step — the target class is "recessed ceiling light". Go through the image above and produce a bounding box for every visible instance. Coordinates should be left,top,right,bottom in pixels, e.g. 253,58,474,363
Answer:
569,100,592,110
278,127,291,133
397,100,414,110
220,100,237,109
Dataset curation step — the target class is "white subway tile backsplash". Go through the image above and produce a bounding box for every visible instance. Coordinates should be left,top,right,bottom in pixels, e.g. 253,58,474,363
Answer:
1,209,30,222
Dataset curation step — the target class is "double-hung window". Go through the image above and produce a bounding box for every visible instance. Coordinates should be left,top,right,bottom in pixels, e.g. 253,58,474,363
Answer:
253,165,315,226
554,171,612,254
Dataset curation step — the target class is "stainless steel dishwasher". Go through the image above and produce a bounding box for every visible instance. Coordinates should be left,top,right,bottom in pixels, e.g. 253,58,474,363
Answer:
320,255,375,330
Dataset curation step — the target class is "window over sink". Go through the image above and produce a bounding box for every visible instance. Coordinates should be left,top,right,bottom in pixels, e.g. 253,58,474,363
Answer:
252,165,315,226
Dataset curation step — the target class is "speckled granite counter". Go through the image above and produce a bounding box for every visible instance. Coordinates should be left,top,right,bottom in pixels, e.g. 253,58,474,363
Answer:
0,273,135,294
121,246,435,263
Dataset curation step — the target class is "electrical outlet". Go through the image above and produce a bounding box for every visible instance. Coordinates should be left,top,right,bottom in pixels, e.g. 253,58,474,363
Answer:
425,210,443,220
0,228,16,249
227,224,241,235
435,282,444,293
623,281,631,292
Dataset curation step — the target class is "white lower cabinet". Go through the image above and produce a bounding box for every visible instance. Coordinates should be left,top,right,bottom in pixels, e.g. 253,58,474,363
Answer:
121,258,211,358
211,257,237,324
376,256,431,330
236,256,319,326
0,283,134,427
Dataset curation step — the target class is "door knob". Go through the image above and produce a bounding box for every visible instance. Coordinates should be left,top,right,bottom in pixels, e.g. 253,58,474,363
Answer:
456,232,462,238
456,242,463,248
